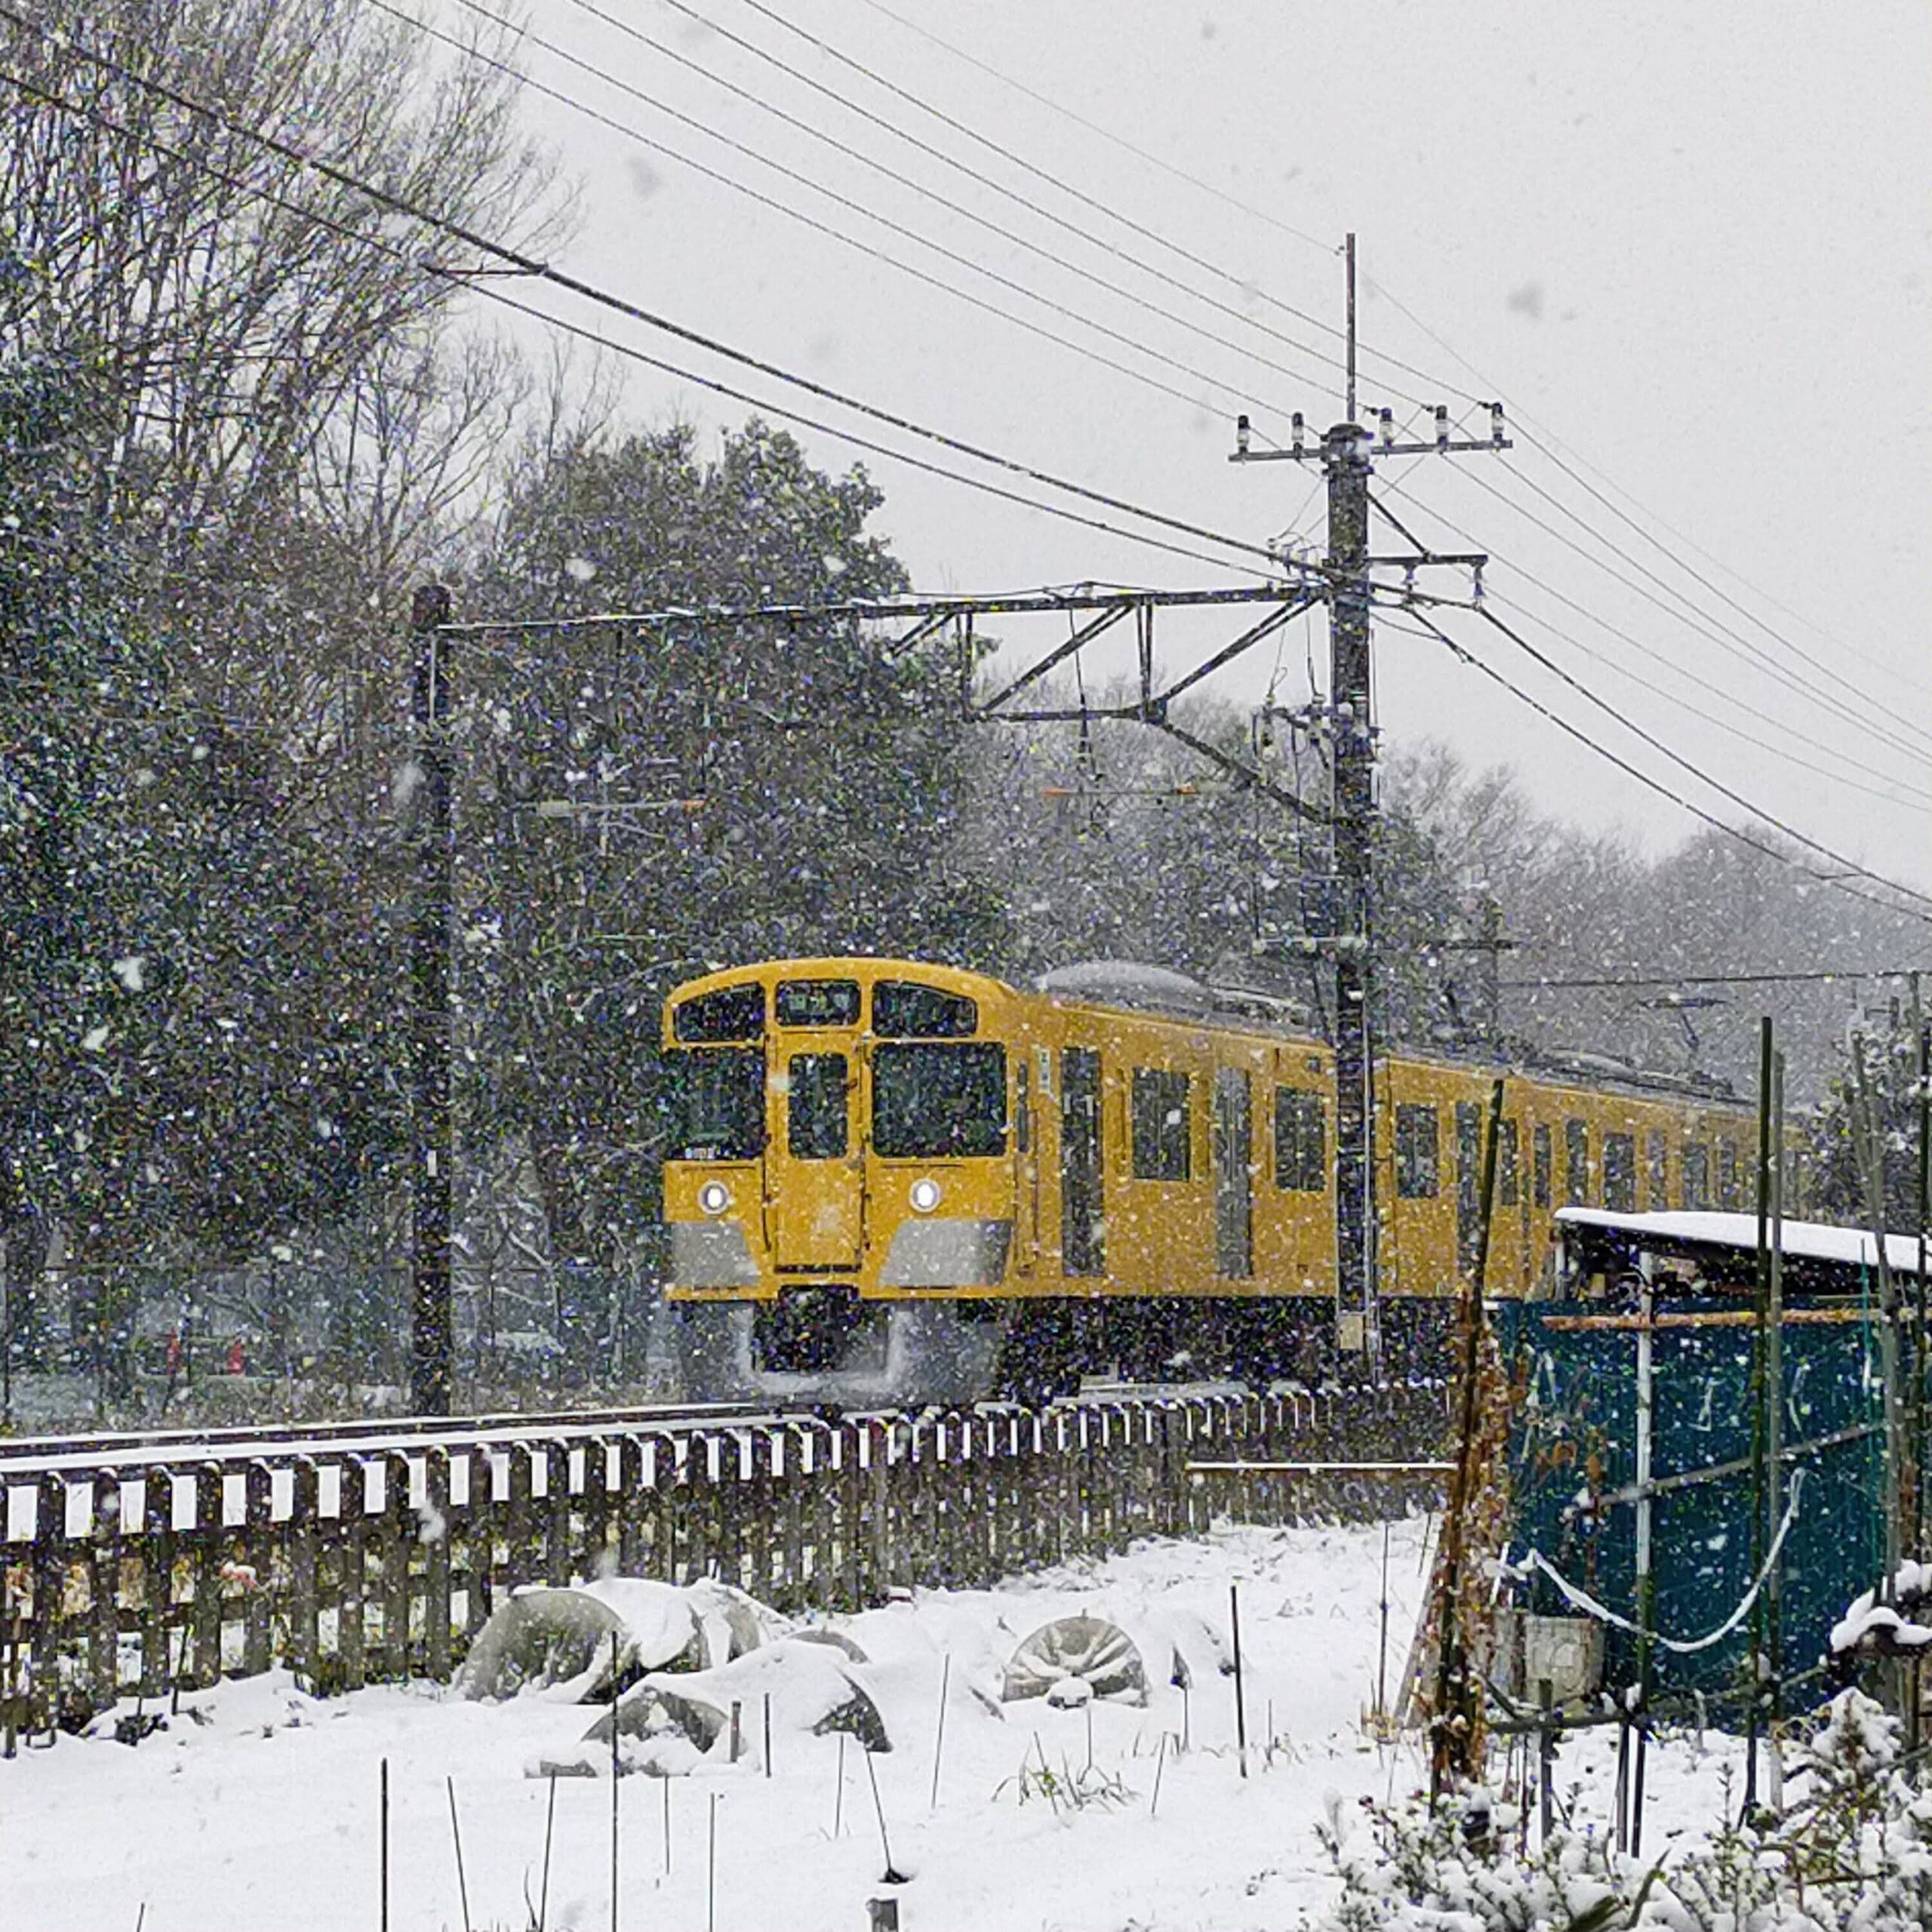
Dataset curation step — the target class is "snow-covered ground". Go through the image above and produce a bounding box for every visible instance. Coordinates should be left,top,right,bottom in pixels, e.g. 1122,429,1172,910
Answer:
0,1517,1745,1931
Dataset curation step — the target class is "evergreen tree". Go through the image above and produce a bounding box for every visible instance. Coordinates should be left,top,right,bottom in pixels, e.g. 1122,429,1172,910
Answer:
460,417,1005,1321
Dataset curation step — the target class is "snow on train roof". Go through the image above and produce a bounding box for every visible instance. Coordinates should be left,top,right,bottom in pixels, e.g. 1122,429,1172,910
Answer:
1035,960,1220,1018
1556,1206,1930,1278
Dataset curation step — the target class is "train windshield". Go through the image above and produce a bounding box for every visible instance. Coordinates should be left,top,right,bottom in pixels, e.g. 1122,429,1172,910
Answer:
673,983,764,1042
672,1048,766,1160
872,1042,1006,1157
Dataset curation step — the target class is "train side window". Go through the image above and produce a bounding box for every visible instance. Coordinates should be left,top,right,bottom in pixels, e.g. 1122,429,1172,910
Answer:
1395,1103,1439,1198
1533,1124,1552,1208
1646,1131,1669,1211
1015,1057,1031,1153
873,980,977,1038
1131,1069,1192,1181
786,1054,848,1160
1717,1137,1741,1209
1603,1132,1637,1212
1564,1118,1589,1205
1682,1141,1710,1209
1498,1119,1520,1208
1273,1087,1325,1192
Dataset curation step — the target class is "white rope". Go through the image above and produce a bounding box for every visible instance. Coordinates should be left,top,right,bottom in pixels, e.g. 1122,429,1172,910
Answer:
1506,1467,1807,1655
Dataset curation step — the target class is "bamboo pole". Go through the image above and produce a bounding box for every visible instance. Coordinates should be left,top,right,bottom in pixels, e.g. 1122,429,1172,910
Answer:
1850,1034,1907,1600
1747,1016,1773,1808
1767,1048,1786,1801
1915,973,1929,1555
1429,1076,1506,1803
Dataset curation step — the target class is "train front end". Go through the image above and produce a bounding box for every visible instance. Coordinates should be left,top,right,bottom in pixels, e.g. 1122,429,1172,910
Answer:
662,958,1021,1406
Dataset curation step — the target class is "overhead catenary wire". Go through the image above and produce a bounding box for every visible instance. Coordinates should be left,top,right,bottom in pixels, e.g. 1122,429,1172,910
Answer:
1379,469,1932,781
0,8,1286,578
1359,270,1932,712
417,0,1306,426
1391,605,1932,927
632,0,1440,410
838,0,1928,737
1466,600,1932,913
1450,458,1932,769
1368,497,1932,820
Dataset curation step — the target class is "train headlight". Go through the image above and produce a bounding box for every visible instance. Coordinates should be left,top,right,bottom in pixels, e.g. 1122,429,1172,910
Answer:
697,1180,732,1217
909,1177,942,1214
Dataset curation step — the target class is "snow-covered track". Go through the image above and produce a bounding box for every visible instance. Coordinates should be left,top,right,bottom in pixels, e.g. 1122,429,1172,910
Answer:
0,1399,777,1477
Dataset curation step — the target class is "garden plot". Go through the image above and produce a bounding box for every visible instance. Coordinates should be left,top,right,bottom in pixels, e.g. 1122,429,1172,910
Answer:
0,1517,1749,1931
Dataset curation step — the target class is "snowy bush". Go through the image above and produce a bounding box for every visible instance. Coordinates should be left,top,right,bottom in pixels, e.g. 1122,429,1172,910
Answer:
1646,1692,1932,1932
1309,1786,1636,1932
1308,1692,1932,1932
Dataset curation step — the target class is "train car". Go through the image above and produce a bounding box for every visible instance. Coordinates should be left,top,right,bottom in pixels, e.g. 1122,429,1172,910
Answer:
660,955,1765,1405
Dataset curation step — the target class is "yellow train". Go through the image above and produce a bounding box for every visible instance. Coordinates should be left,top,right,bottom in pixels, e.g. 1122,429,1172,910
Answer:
661,955,1766,1404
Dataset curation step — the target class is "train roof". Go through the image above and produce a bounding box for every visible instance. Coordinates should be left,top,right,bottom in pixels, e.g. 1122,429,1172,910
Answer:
1557,1206,1930,1279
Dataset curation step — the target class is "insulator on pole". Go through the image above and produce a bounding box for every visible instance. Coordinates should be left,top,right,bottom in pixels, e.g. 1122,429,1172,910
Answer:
1435,405,1450,448
1236,414,1251,455
1491,401,1506,445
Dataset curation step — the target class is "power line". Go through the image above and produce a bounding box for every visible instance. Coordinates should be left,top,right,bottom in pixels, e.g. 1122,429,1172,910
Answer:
671,0,1447,409
417,0,1306,426
1360,498,1932,815
0,10,1284,577
1393,603,1932,925
1460,456,1932,768
1380,467,1932,780
1361,269,1932,712
1500,968,1932,992
832,0,1928,735
1368,497,1932,820
1470,601,1932,910
842,0,1476,409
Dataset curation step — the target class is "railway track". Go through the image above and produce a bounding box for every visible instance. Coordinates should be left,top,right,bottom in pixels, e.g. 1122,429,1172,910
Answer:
0,1379,1263,1479
0,1399,781,1476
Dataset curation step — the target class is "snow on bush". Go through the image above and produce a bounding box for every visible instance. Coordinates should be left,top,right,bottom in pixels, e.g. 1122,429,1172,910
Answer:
1307,1692,1932,1932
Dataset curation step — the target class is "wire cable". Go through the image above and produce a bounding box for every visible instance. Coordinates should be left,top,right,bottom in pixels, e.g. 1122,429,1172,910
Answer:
1392,605,1932,925
657,0,1443,408
1469,601,1932,909
0,7,1286,575
1464,457,1932,764
416,0,1304,429
837,0,1924,728
1380,467,1932,777
842,0,1478,408
1362,267,1932,711
1369,497,1932,819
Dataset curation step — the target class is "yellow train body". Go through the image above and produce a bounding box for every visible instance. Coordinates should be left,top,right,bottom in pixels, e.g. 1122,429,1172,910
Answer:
661,956,1767,1403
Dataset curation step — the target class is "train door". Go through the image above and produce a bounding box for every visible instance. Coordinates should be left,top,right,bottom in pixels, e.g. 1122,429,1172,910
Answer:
1213,1066,1254,1279
1060,1045,1104,1277
766,1041,863,1269
1011,1045,1039,1274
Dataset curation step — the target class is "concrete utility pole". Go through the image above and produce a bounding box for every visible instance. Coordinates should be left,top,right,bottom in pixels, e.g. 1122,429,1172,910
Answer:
410,583,455,1415
1231,235,1509,1362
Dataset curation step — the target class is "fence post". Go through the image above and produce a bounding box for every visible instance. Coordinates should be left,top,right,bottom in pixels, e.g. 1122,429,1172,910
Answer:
88,1468,121,1715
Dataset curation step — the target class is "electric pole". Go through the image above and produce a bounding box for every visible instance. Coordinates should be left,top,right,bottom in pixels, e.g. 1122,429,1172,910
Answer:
1231,235,1510,1364
410,582,455,1415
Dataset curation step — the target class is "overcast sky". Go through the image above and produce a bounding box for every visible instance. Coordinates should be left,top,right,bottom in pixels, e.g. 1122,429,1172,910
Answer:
482,0,1932,904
